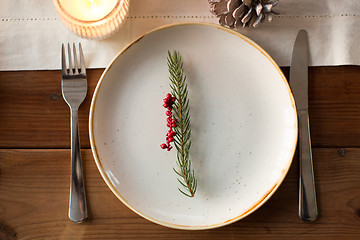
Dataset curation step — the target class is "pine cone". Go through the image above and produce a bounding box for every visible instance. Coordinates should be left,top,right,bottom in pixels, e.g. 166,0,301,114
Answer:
209,0,279,28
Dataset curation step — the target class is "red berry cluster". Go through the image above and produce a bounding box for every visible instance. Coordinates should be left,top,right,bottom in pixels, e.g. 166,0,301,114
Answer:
160,93,177,151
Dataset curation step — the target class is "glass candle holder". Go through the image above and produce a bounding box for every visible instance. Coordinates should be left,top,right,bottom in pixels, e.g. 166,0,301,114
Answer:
54,0,129,39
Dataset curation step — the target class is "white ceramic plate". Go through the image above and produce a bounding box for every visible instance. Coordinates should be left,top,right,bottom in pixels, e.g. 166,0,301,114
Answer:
89,23,297,230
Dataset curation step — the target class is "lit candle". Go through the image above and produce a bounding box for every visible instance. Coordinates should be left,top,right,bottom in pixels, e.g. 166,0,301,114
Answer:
54,0,130,39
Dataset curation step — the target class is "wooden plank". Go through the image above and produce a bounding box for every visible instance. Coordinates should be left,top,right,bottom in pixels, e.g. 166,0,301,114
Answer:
0,148,359,239
0,70,100,149
1,66,360,148
282,66,360,147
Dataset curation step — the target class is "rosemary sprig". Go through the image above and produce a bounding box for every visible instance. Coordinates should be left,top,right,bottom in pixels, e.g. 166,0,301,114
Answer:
167,50,197,197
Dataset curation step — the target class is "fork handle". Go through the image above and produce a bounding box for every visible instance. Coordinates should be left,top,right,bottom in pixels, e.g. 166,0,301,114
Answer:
298,110,318,221
69,109,87,223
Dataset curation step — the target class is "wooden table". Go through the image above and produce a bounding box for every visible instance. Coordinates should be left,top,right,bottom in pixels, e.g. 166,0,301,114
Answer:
1,66,360,239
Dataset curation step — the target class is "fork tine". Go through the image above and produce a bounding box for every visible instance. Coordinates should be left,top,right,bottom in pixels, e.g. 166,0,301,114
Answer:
67,43,74,74
61,44,67,75
79,43,86,74
73,43,79,75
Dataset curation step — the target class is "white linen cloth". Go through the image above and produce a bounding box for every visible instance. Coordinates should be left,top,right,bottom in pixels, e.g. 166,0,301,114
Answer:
0,0,360,70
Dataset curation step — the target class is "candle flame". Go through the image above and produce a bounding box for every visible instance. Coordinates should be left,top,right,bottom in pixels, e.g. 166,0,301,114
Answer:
88,0,97,8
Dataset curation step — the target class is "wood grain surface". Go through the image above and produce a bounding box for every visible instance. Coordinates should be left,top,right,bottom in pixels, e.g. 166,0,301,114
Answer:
1,148,359,239
1,66,360,239
1,66,360,149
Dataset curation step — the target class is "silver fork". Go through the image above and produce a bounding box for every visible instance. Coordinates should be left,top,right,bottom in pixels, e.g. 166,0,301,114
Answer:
61,43,88,223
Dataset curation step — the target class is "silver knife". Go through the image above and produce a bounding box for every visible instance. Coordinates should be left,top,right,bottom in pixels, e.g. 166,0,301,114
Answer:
290,29,318,221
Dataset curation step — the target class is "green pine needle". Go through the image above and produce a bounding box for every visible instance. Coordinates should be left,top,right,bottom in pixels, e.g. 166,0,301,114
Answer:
167,50,197,197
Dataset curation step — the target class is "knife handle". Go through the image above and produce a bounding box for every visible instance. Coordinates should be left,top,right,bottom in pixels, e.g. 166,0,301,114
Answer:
298,110,318,221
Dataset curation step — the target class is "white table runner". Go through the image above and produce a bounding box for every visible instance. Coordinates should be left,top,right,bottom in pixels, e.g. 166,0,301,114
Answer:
1,0,360,70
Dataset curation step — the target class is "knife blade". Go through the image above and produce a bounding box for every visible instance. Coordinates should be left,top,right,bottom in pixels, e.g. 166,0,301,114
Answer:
289,29,318,222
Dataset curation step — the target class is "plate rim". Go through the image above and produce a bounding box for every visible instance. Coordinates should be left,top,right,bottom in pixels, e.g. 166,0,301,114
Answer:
89,22,298,230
